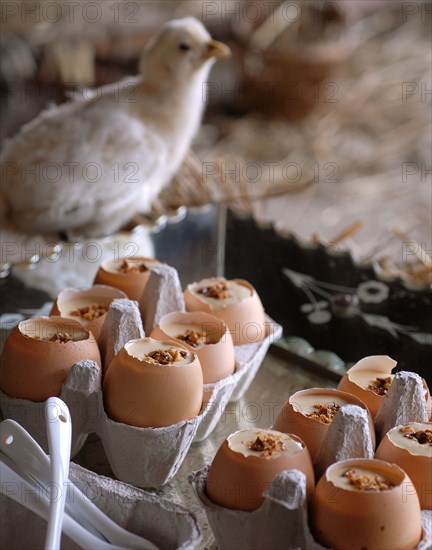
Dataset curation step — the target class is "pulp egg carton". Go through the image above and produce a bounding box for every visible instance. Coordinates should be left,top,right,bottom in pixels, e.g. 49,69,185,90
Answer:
190,372,432,550
0,265,281,487
1,461,201,550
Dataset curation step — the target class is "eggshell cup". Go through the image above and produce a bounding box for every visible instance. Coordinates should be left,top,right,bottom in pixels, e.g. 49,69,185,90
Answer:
94,257,160,300
0,316,101,402
184,279,266,345
338,355,432,419
103,338,204,428
376,423,432,509
206,433,315,512
272,388,376,462
312,458,423,550
337,355,397,417
150,311,236,384
51,284,127,342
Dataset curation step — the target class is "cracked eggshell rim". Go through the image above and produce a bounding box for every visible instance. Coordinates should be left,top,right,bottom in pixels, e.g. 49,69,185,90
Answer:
272,387,376,462
312,458,423,550
337,355,397,418
94,257,161,300
150,310,236,384
184,279,266,345
375,422,432,510
103,338,204,429
338,356,432,419
0,316,101,402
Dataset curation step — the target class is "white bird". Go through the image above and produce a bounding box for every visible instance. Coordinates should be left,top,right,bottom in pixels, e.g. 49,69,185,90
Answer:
1,17,230,237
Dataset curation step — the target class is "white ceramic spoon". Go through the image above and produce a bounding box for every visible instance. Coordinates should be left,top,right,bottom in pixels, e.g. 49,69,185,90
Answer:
0,419,158,550
45,397,72,550
0,454,126,550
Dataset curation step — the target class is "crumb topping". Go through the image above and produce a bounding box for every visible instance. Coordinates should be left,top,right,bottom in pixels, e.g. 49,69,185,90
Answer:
118,259,148,274
400,426,432,446
145,348,187,365
197,280,231,300
35,332,72,343
175,329,207,347
367,376,392,396
343,469,394,491
245,435,285,457
69,303,108,321
306,402,340,424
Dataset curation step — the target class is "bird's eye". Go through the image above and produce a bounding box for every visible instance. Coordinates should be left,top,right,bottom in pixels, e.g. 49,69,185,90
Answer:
178,43,191,52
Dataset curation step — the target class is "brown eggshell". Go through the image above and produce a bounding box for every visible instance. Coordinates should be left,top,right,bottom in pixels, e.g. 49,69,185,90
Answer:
272,388,376,462
312,458,423,550
150,311,235,384
51,284,127,341
94,257,161,300
0,316,101,402
103,338,203,428
338,355,432,419
337,355,397,417
375,422,432,509
206,429,315,511
184,278,266,345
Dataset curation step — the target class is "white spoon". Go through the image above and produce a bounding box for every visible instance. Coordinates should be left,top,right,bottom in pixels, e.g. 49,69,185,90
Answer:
45,397,72,550
0,419,158,550
0,454,126,550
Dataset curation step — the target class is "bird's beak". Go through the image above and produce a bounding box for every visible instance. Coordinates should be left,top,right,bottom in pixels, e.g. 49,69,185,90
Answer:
203,39,231,60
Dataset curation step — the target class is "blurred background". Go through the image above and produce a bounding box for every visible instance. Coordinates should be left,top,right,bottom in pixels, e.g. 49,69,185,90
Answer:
1,0,430,281
1,0,431,372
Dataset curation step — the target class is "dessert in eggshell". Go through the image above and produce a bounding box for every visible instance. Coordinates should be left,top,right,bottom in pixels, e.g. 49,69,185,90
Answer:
103,337,203,428
51,284,127,341
94,257,161,300
0,316,101,401
272,388,375,461
338,355,431,418
150,311,235,384
312,458,422,550
184,277,266,345
206,428,314,511
376,422,432,509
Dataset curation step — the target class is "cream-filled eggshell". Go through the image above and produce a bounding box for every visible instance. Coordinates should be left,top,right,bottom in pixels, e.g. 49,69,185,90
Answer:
206,428,314,511
51,284,127,341
103,338,203,428
0,316,101,401
150,311,235,384
337,355,397,417
338,355,432,419
376,422,432,509
272,388,375,461
312,458,422,550
94,257,161,300
184,277,266,345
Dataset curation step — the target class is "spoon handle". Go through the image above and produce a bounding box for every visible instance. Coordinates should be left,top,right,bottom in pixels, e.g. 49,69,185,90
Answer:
0,456,124,550
45,398,72,550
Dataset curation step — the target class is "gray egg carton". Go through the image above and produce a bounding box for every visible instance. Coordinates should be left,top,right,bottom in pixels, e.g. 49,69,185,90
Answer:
1,461,201,550
190,375,431,550
190,466,431,550
0,266,282,487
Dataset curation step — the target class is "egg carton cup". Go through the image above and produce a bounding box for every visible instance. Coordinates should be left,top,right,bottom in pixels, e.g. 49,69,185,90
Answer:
190,370,432,549
0,287,281,486
190,466,431,550
1,461,201,550
0,359,216,487
0,264,281,485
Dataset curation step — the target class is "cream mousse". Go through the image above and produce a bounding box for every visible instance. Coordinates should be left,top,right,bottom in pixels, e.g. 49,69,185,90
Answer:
125,339,194,367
